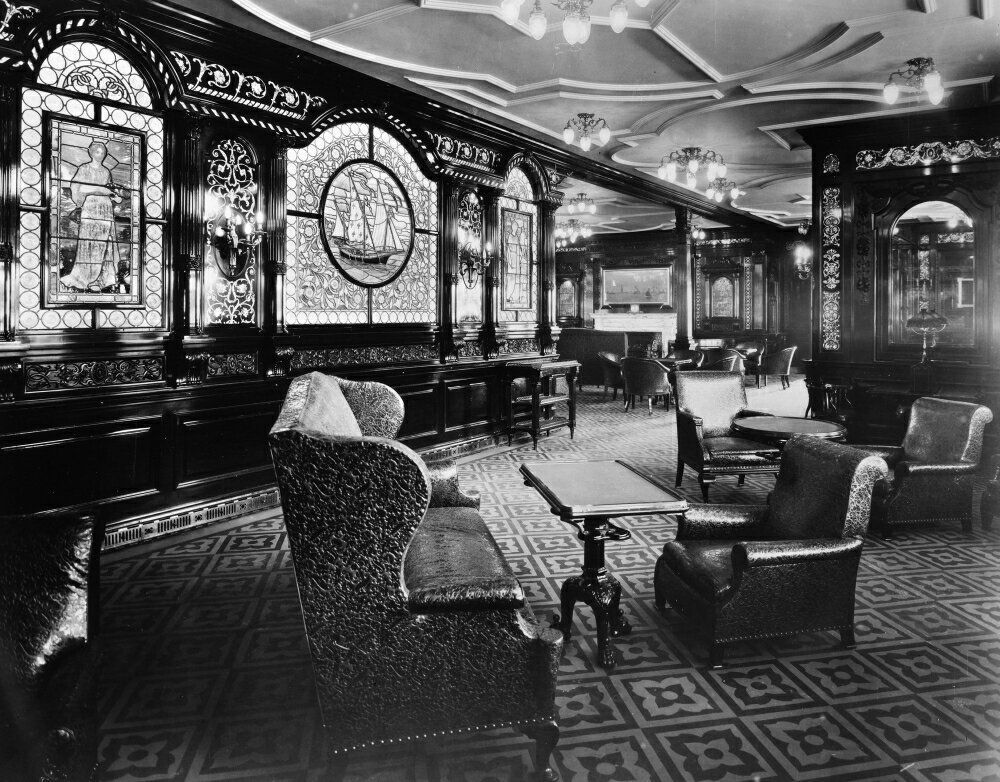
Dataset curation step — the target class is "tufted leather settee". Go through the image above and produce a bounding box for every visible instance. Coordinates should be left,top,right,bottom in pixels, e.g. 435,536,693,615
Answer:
0,514,101,782
674,370,780,501
268,372,562,778
853,397,993,537
655,437,888,667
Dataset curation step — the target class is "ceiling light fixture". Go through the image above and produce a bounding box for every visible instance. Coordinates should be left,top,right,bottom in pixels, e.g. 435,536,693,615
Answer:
555,219,592,245
883,57,944,106
566,192,596,214
657,147,727,190
705,178,743,204
798,219,811,236
562,113,611,151
501,0,649,44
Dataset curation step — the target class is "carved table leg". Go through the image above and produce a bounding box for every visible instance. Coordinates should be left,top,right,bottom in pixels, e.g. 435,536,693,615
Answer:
551,516,632,669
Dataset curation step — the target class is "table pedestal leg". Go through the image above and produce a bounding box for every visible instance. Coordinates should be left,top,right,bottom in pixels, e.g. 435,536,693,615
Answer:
551,517,631,669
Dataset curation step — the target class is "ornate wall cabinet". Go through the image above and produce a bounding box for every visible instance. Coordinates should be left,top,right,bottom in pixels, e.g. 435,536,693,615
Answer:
800,107,1000,445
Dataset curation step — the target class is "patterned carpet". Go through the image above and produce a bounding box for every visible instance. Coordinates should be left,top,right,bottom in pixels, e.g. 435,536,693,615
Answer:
98,378,1000,782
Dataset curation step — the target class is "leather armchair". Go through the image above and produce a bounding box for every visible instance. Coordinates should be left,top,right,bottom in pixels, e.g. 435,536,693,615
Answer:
853,397,993,537
596,351,623,400
621,356,672,414
268,372,561,778
655,437,888,667
0,514,101,782
752,345,797,389
674,370,780,501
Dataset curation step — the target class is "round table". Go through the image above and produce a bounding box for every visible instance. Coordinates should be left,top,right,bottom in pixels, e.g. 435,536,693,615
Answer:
732,415,846,444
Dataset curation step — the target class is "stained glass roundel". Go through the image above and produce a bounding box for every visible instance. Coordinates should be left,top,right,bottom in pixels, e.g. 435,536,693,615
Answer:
319,160,415,288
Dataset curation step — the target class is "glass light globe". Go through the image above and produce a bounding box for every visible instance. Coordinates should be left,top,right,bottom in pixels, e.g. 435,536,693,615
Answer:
609,0,628,33
562,14,580,44
927,82,944,105
578,14,591,43
597,126,611,145
717,162,727,177
705,186,715,199
687,158,699,174
582,226,592,237
924,69,942,91
883,81,899,104
665,161,676,180
730,186,740,200
657,165,667,180
579,134,592,152
707,162,718,180
528,8,547,39
588,203,596,215
567,202,577,214
714,191,723,202
562,126,575,144
686,173,696,189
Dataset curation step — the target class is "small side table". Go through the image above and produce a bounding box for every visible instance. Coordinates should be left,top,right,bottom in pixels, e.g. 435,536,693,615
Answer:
520,460,688,668
506,360,579,449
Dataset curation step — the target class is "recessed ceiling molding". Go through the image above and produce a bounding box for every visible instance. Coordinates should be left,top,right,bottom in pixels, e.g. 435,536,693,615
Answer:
740,33,884,91
976,0,994,19
718,23,852,84
230,0,311,39
627,96,725,135
790,194,813,204
506,88,725,106
651,27,725,83
917,0,938,12
745,81,889,95
740,172,812,190
759,128,796,151
648,0,683,28
309,5,418,39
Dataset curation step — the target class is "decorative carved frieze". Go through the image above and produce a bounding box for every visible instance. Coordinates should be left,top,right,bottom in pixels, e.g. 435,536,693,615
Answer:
171,51,327,121
822,154,840,174
820,187,842,351
857,137,1000,170
456,341,483,359
936,232,974,243
430,133,500,173
207,352,258,378
501,338,539,355
855,191,872,304
270,345,295,377
181,352,210,386
289,345,436,369
0,2,38,43
24,358,164,392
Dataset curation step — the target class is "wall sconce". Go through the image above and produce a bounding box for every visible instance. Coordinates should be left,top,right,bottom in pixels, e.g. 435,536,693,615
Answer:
791,240,812,279
205,192,265,281
458,241,495,288
798,219,811,236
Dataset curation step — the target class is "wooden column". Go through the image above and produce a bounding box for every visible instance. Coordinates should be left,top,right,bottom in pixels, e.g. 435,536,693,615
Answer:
264,141,288,337
0,80,25,402
537,198,560,354
478,185,504,359
439,180,462,360
673,206,694,350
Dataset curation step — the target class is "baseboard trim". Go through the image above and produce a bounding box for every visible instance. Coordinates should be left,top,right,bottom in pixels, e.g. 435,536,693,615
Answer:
103,487,281,551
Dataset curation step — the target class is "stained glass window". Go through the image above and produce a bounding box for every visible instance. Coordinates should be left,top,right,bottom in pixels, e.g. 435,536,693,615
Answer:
456,190,483,323
18,42,163,332
286,122,438,325
499,168,537,317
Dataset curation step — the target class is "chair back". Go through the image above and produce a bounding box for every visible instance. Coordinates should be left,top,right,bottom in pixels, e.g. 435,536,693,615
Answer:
621,357,671,397
675,370,748,437
597,351,623,386
902,397,994,465
764,345,797,375
664,349,705,368
764,436,888,539
700,354,739,372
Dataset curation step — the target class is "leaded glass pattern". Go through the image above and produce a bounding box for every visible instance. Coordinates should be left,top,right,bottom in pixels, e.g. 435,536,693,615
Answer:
456,191,483,323
499,182,538,321
18,52,164,331
504,168,533,201
285,122,439,326
206,138,259,326
37,41,153,109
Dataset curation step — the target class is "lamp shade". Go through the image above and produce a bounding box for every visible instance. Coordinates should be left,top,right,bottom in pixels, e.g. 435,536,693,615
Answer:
609,1,628,33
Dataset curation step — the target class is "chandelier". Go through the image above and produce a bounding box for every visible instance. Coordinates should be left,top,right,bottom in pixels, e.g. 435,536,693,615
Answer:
658,147,727,190
566,192,596,214
562,113,611,151
500,0,650,43
555,219,592,247
883,57,944,105
705,178,744,204
690,225,706,242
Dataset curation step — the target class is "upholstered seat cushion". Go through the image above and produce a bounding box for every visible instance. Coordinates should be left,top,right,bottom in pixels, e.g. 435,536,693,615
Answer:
404,507,524,612
705,437,781,459
658,540,739,603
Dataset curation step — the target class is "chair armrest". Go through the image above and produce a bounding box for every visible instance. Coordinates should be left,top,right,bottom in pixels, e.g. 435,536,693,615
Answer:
736,409,774,419
678,504,768,540
733,537,863,569
852,445,904,467
423,455,481,509
896,460,978,478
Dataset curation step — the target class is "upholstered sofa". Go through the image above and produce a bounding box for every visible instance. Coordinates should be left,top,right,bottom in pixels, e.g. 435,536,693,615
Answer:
0,514,101,782
556,328,628,388
268,372,562,778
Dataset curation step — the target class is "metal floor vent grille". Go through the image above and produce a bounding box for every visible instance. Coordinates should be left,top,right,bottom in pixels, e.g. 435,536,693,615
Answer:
103,488,281,550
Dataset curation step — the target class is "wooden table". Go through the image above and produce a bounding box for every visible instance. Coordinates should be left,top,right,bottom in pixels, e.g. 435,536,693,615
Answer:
732,415,847,444
519,460,688,669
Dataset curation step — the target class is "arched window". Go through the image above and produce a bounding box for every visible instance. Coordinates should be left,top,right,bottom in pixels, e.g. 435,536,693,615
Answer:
19,41,164,330
499,167,537,319
285,122,438,325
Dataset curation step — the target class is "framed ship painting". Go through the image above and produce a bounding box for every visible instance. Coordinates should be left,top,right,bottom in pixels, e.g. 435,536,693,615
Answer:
320,160,415,287
46,118,144,307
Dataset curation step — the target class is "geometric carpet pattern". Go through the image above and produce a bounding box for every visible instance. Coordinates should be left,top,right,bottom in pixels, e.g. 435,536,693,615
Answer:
98,378,1000,781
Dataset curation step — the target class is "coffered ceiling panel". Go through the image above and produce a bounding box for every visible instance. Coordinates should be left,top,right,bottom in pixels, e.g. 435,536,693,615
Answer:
190,0,1000,235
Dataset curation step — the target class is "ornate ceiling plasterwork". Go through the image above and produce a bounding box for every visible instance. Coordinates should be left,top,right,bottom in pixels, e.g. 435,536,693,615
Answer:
200,0,999,232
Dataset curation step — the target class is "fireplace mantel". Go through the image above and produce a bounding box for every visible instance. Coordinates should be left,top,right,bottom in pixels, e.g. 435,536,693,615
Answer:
592,312,678,352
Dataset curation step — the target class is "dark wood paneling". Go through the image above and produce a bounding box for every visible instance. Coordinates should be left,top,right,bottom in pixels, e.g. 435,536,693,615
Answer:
0,418,161,513
398,385,439,441
174,402,281,488
444,379,493,433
